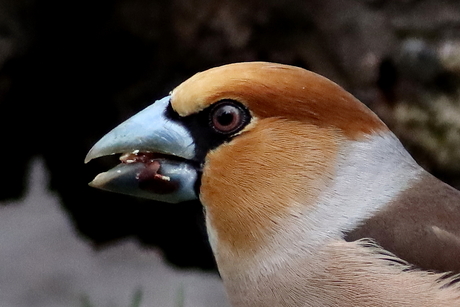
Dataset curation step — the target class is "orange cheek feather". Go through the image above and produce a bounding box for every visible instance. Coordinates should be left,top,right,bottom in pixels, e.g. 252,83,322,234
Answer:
200,118,339,254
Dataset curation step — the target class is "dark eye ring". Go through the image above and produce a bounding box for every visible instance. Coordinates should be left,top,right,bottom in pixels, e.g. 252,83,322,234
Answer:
209,100,250,134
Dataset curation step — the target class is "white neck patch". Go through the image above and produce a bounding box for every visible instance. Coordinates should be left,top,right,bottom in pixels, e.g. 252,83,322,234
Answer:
275,132,423,257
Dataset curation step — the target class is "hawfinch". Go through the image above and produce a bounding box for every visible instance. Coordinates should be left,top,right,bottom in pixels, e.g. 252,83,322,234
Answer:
86,62,460,306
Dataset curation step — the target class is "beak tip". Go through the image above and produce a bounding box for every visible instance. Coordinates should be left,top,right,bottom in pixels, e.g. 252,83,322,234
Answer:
84,145,114,164
84,146,98,164
88,172,107,189
84,156,92,164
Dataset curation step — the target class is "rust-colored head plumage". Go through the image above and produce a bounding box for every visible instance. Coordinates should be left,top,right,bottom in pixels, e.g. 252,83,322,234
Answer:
170,62,391,254
172,62,387,140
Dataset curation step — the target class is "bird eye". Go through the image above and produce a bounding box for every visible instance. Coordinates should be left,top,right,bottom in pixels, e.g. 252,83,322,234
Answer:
209,100,249,134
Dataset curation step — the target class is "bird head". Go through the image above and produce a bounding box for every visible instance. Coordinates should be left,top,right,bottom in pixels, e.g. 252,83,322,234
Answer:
86,62,411,260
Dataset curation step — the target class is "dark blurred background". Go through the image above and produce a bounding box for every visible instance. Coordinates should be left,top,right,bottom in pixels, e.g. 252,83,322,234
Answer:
1,0,460,270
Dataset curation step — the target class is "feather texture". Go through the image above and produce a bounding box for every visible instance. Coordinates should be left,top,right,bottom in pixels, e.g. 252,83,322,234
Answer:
171,62,387,140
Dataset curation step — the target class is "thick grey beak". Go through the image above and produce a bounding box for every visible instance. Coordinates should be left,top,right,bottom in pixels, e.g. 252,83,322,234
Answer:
85,96,195,163
85,96,199,203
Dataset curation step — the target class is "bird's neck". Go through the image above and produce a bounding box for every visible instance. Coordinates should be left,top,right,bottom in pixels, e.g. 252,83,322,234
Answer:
205,132,425,305
207,132,422,259
305,132,423,243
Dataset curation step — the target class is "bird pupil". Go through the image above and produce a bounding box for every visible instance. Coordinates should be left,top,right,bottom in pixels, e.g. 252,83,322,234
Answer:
217,109,234,126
